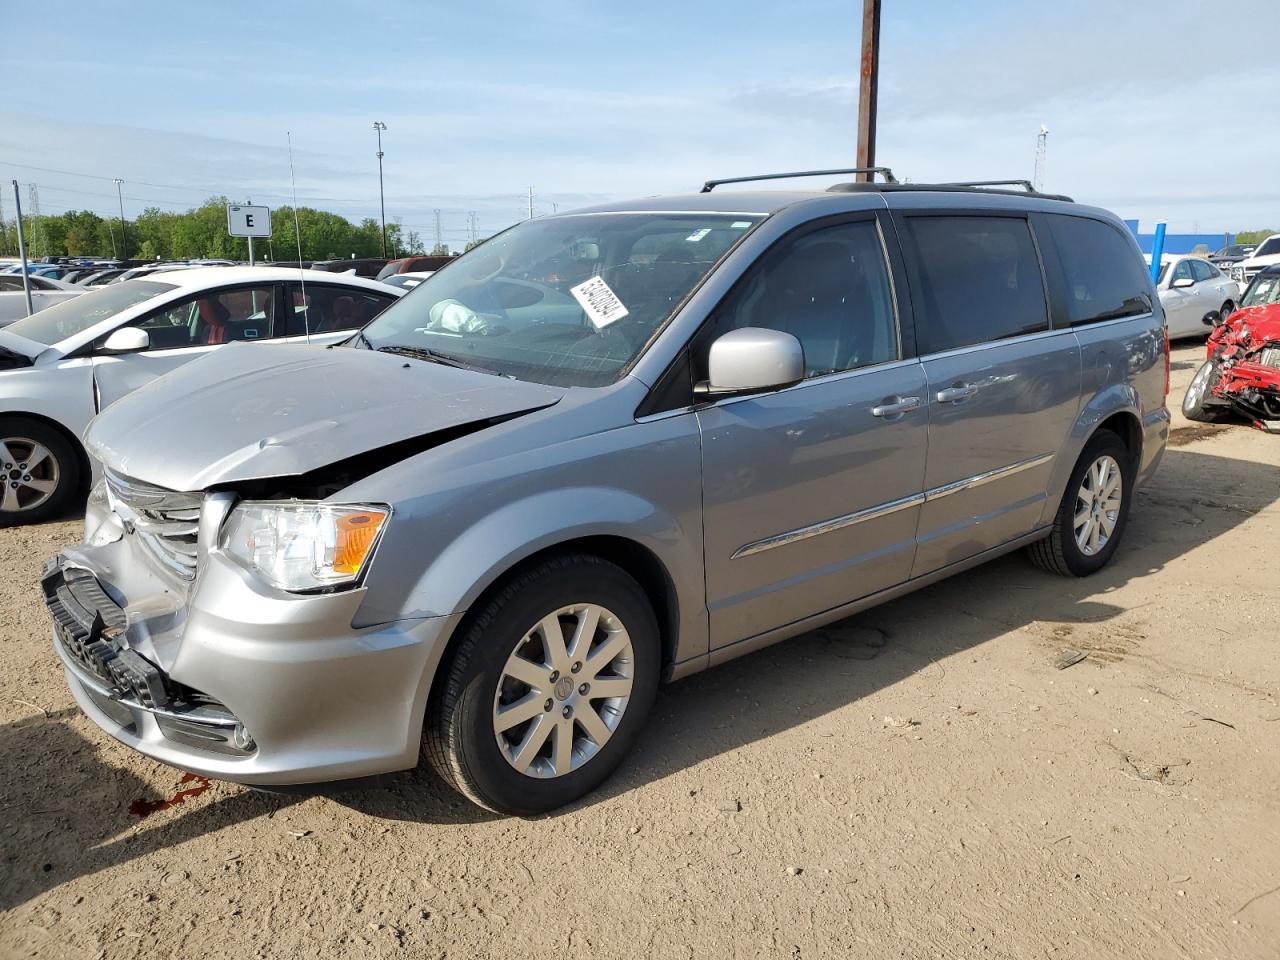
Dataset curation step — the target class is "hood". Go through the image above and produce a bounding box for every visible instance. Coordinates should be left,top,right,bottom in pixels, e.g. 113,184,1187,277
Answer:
1241,253,1280,270
85,342,565,491
1225,303,1280,344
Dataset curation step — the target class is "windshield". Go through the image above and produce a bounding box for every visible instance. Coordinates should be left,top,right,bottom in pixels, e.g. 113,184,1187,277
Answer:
6,279,175,345
1242,273,1280,308
358,212,761,386
1253,238,1280,258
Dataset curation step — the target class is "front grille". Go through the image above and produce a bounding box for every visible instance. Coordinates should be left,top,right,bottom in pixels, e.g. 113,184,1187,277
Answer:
1260,347,1280,371
104,468,202,579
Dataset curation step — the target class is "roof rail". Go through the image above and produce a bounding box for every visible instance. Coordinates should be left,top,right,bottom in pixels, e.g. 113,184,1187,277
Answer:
700,167,897,193
939,179,1037,192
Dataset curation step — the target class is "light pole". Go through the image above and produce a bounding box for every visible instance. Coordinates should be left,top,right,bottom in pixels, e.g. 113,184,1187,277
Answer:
372,121,388,257
113,178,127,259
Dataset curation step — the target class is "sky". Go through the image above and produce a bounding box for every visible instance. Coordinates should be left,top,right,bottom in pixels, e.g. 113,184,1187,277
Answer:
1,0,1275,248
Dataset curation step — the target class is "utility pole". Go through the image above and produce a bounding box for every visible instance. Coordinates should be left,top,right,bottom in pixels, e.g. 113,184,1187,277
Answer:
11,181,33,317
1034,125,1049,192
854,0,881,182
527,187,534,220
372,121,388,257
113,178,127,259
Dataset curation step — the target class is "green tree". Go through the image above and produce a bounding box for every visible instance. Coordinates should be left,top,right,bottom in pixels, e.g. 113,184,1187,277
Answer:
1234,229,1275,246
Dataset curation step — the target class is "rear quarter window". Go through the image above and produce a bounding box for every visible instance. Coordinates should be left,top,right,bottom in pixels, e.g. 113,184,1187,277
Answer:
1046,215,1153,324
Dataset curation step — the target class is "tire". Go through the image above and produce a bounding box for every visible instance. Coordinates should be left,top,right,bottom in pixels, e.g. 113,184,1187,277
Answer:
1219,301,1235,324
1027,430,1133,577
425,554,660,816
0,416,81,527
1182,358,1233,423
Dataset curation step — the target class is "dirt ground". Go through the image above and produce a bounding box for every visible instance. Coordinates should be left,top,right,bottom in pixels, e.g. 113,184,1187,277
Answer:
1,342,1277,960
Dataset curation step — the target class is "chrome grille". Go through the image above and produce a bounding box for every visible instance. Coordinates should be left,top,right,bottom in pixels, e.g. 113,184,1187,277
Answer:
104,469,202,579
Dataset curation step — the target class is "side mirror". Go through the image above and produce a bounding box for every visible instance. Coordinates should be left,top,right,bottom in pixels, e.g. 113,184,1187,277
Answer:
1172,277,1195,289
101,327,150,354
696,327,804,398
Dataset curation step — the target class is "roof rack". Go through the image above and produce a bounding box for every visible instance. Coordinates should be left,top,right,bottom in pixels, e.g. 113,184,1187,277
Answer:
826,180,1074,203
939,179,1037,192
700,167,897,193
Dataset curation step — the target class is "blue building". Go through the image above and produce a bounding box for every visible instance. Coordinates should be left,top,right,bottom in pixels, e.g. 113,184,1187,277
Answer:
1124,220,1232,256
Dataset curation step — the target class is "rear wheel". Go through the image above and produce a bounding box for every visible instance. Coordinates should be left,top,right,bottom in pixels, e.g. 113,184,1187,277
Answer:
1182,358,1232,422
425,554,660,815
1027,430,1132,577
1219,300,1235,324
0,417,81,527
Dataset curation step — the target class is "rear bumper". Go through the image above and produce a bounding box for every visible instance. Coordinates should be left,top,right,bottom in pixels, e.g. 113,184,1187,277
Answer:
45,551,460,786
1136,405,1170,489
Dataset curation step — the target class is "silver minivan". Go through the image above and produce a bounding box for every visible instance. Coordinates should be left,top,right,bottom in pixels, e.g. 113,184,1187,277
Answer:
44,174,1170,814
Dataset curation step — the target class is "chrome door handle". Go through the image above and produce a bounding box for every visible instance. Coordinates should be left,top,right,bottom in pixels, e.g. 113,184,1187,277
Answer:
935,384,979,403
871,395,921,418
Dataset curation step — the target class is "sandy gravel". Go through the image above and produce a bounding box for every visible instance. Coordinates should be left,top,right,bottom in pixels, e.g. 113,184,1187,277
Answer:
1,342,1278,959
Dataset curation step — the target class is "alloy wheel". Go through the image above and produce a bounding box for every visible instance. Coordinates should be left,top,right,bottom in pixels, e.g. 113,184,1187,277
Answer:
493,603,635,779
1073,454,1123,557
0,437,60,514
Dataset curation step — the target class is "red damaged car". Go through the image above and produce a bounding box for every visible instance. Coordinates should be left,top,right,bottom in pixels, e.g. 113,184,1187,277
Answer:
1182,265,1280,430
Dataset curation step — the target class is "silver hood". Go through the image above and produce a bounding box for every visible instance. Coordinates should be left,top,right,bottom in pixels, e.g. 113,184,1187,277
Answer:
85,342,565,491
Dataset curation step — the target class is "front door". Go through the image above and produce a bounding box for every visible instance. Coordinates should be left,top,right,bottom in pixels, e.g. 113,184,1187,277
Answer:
696,215,928,649
93,283,280,411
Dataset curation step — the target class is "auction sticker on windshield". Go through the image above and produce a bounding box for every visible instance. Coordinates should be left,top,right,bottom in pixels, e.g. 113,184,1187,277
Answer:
570,275,629,329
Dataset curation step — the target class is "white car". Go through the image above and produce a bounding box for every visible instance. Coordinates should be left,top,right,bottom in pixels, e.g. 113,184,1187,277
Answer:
1145,254,1241,338
1231,233,1280,286
0,275,85,327
0,267,402,524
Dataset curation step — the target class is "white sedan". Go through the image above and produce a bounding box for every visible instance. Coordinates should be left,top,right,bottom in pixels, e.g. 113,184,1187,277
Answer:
0,267,402,525
1146,254,1241,338
0,274,84,327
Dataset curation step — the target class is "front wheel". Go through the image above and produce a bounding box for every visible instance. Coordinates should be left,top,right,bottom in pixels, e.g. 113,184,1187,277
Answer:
1027,430,1133,577
1182,358,1232,422
425,554,660,815
0,417,81,527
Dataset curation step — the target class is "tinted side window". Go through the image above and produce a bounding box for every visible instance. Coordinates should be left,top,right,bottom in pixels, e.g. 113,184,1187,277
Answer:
119,285,276,350
284,284,397,336
903,216,1048,353
702,219,899,379
1046,215,1153,324
1190,259,1216,282
1171,259,1194,284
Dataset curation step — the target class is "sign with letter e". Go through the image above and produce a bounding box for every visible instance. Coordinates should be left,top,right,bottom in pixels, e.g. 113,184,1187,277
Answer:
227,204,271,237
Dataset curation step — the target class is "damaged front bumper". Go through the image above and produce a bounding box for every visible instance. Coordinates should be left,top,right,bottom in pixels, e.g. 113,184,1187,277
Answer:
44,541,461,786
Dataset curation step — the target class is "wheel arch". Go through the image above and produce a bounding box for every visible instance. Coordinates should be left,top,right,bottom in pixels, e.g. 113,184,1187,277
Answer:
0,409,92,497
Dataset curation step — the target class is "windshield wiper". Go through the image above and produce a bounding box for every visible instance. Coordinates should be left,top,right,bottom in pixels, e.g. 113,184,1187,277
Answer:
377,343,475,370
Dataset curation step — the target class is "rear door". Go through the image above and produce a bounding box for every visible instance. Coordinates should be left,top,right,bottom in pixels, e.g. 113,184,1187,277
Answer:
696,213,928,648
894,211,1080,577
92,282,281,410
278,282,399,346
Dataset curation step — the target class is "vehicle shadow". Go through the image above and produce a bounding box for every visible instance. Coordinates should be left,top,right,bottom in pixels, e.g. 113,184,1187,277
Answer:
351,445,1278,821
0,706,311,911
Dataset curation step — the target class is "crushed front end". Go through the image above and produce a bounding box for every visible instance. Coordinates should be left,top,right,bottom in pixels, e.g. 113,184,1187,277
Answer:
43,470,458,786
1207,304,1280,430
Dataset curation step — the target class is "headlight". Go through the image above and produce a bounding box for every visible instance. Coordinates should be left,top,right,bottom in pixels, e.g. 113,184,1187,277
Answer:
220,501,389,592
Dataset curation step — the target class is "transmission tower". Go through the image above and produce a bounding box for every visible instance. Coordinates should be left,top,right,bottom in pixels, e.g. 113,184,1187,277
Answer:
27,184,44,258
433,208,443,253
1033,125,1049,192
0,189,6,255
468,211,478,246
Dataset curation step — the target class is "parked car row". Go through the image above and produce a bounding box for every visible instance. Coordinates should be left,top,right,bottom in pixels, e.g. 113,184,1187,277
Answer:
0,268,402,522
32,175,1170,816
1145,252,1241,338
